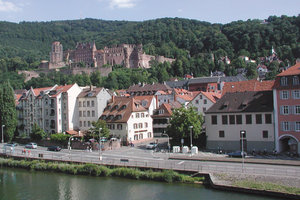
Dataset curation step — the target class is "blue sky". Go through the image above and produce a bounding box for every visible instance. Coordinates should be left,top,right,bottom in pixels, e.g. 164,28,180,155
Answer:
0,0,299,24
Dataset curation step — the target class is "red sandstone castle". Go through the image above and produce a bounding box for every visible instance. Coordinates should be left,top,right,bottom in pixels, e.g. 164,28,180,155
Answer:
47,41,174,70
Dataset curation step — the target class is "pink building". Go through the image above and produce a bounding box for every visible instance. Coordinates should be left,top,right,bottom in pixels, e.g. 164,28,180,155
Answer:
273,63,300,154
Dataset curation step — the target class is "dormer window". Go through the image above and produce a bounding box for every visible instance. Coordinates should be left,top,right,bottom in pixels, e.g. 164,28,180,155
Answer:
293,76,299,85
159,109,164,114
281,77,288,86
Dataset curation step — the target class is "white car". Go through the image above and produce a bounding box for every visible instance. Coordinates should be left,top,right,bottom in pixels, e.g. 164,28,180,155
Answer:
25,143,38,149
146,142,158,149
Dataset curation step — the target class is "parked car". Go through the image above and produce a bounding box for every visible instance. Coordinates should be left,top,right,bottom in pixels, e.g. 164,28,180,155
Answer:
146,142,158,149
5,142,18,147
47,146,61,151
25,143,38,149
227,151,247,158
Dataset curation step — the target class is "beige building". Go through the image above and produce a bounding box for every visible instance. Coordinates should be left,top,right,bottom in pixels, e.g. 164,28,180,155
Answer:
205,91,275,153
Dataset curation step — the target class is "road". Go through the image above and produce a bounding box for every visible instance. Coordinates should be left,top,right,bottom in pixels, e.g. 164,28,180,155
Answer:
1,143,300,178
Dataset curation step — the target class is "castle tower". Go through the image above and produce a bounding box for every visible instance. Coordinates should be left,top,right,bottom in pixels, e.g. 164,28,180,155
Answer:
50,41,63,64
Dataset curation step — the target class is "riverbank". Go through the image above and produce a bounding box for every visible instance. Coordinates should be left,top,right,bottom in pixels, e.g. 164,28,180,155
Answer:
0,158,203,184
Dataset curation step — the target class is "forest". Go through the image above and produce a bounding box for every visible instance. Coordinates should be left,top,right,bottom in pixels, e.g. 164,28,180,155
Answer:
0,15,299,90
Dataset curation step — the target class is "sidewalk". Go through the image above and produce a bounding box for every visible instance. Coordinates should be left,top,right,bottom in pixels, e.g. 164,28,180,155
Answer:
169,153,300,166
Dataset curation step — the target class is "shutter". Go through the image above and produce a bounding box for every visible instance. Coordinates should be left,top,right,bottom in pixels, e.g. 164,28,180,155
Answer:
290,106,294,115
280,106,283,115
280,91,283,99
280,122,283,131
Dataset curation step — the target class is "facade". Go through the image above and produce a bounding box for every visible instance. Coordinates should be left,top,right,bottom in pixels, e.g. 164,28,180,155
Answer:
100,97,153,144
273,63,300,154
206,91,275,152
17,84,82,136
77,86,112,131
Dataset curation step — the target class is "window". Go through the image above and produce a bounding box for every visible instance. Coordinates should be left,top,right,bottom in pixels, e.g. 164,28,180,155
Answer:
256,114,262,124
295,106,300,115
211,115,217,125
203,107,206,112
141,113,145,118
79,101,82,107
92,111,95,117
281,91,289,99
293,90,300,99
88,121,91,127
134,123,138,129
263,130,268,138
139,123,143,128
80,121,82,127
246,115,252,124
87,111,90,117
136,113,140,118
265,114,272,124
293,76,299,85
281,106,289,115
195,100,199,104
281,77,288,86
83,101,86,107
296,122,300,132
83,111,86,117
282,122,290,131
91,100,95,107
200,95,202,99
84,121,86,127
204,99,207,104
145,122,148,128
229,115,235,124
222,115,228,125
117,124,122,130
236,115,242,124
87,101,90,107
79,111,82,117
219,131,225,138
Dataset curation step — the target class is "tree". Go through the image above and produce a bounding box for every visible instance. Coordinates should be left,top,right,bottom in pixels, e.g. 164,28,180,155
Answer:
0,81,17,142
88,120,110,140
167,107,204,147
245,62,258,80
30,123,47,141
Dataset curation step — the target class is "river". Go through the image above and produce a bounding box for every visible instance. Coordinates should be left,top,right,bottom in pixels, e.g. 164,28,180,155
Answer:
0,167,285,200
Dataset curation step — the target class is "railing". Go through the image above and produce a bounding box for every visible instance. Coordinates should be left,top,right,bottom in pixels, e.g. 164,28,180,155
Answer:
2,148,300,177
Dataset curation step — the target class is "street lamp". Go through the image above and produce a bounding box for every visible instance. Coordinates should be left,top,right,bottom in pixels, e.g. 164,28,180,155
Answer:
68,135,74,156
189,126,193,149
1,125,5,143
99,128,102,161
240,130,245,173
161,132,170,153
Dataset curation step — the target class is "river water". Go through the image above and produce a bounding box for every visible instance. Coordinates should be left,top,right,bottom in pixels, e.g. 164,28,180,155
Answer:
0,167,285,200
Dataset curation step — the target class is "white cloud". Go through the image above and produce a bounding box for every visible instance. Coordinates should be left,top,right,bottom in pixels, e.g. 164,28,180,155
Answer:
0,0,21,12
109,0,136,9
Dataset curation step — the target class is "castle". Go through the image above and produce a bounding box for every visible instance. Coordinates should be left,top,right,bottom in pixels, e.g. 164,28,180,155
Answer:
45,41,174,70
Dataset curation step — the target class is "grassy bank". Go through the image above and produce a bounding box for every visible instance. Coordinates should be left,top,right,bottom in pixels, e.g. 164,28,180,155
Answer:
0,158,203,184
233,180,300,195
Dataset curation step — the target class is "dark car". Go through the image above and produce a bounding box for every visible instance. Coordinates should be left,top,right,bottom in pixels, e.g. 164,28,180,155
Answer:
47,146,61,151
227,151,247,158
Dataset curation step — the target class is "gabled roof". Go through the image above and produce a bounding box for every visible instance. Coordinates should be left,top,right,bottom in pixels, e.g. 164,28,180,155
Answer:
32,87,53,96
152,102,182,118
49,84,75,97
201,92,221,103
277,62,300,76
222,80,274,96
206,91,273,114
133,95,155,109
101,97,147,123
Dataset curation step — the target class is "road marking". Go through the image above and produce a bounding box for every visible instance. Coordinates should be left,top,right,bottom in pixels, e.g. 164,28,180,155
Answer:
178,161,185,165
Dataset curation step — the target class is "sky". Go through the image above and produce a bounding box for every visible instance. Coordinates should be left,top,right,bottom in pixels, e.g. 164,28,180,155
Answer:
0,0,299,24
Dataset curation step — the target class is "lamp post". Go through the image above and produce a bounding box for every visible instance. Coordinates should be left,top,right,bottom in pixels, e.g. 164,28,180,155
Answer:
99,128,102,161
161,132,170,153
1,125,5,143
68,135,74,157
240,130,245,173
189,126,193,150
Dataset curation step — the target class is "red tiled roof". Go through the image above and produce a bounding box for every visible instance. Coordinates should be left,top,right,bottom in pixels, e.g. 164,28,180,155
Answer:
33,87,53,96
277,62,300,76
50,84,74,97
201,92,221,103
133,95,155,109
152,102,182,118
222,80,274,96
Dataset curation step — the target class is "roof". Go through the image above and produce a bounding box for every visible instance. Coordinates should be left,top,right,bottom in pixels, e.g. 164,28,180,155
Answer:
49,84,74,97
127,83,171,93
133,95,155,109
165,80,189,88
201,92,221,103
277,62,300,77
188,74,247,85
152,102,182,118
101,97,147,123
77,87,104,98
222,80,275,96
206,91,273,114
32,87,53,96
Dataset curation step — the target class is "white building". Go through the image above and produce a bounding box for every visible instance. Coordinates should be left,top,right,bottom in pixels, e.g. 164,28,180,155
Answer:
205,91,275,153
77,86,111,131
17,84,82,135
100,96,153,144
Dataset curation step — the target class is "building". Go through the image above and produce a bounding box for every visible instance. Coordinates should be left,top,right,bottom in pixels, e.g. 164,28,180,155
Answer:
152,102,182,137
187,91,221,116
77,86,112,131
100,97,153,144
127,83,172,96
273,63,300,154
17,84,82,136
205,91,275,153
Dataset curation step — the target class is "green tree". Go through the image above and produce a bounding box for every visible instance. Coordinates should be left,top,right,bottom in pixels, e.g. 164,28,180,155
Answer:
88,120,110,139
30,123,47,141
0,81,17,142
167,107,204,147
246,62,258,80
